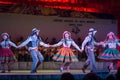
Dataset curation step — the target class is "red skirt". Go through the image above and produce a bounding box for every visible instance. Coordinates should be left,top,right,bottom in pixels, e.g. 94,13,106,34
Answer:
117,61,120,68
0,48,16,63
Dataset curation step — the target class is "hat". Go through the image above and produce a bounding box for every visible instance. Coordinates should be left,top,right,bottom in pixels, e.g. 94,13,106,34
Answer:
1,33,9,37
32,28,40,34
32,28,39,32
88,28,97,35
63,31,71,39
107,32,114,36
63,31,70,34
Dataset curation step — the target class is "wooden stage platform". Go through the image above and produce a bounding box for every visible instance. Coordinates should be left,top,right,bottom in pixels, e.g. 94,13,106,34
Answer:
0,70,116,80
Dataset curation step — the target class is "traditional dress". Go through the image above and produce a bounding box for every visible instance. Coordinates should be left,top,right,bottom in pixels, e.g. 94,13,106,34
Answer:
52,39,80,62
99,32,120,71
0,33,17,73
99,40,120,60
52,31,81,72
0,40,17,63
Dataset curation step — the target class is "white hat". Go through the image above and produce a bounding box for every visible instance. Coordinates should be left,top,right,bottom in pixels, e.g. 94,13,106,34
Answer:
88,28,97,35
89,28,96,32
31,28,40,35
1,33,9,37
32,28,40,33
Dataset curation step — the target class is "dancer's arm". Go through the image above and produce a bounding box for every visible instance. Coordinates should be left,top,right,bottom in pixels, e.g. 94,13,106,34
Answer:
102,42,107,48
81,36,90,51
116,40,120,46
18,37,31,48
39,41,50,47
94,41,104,46
71,40,81,51
8,40,17,48
51,40,63,47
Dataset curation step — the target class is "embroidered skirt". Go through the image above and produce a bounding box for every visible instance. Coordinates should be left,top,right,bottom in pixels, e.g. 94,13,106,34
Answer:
0,48,16,63
52,47,78,62
99,48,120,60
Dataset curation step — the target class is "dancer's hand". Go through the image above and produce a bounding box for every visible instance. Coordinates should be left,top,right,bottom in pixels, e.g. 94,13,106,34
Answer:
15,46,18,48
79,49,83,53
99,41,104,45
17,46,21,49
49,45,54,47
16,46,18,48
47,44,50,47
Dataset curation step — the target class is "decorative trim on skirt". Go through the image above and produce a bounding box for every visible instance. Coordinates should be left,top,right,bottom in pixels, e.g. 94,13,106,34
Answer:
52,47,78,62
0,48,17,63
99,48,120,60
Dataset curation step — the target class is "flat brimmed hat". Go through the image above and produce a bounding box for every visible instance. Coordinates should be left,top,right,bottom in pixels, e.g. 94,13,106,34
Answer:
88,28,97,35
1,33,9,37
107,32,114,36
32,28,40,33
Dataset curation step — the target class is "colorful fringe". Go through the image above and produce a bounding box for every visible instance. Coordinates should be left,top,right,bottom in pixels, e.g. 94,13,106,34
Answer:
0,48,17,63
53,47,78,62
99,48,120,60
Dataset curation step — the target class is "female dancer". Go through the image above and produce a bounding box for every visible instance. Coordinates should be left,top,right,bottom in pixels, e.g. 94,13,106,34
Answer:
99,32,120,72
0,33,17,73
51,31,81,72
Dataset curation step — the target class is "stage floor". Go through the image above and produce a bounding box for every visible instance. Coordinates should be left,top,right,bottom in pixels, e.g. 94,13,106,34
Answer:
0,70,89,75
0,70,116,80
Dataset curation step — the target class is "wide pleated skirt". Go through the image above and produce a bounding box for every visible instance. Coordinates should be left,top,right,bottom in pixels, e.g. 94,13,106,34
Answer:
52,47,78,62
0,48,16,63
99,48,120,60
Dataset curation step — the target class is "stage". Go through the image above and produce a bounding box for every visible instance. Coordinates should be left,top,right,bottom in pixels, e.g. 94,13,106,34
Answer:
0,70,116,80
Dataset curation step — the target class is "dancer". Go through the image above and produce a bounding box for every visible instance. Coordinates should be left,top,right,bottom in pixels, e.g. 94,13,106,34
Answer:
99,32,120,72
51,31,81,72
0,33,17,73
81,28,99,73
18,28,50,73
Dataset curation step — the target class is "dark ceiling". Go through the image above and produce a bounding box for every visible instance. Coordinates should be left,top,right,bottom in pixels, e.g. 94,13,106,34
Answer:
0,0,120,17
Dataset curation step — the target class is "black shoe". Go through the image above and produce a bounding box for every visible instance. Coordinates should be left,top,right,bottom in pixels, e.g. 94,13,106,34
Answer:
8,69,11,72
82,68,85,73
90,70,93,73
31,70,37,73
1,70,5,73
107,66,110,72
31,71,37,73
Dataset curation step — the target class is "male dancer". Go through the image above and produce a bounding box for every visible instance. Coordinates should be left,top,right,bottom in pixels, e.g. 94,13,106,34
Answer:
18,28,49,73
81,28,98,73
